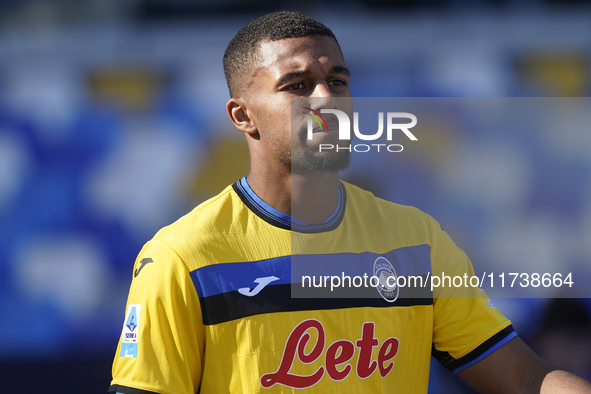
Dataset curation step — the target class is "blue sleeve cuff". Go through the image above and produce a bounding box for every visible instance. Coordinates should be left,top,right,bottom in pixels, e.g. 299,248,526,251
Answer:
451,330,517,374
432,324,517,374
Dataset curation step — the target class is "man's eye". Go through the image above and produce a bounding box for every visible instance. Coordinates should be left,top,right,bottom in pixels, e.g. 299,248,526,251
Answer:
286,82,305,90
329,79,347,86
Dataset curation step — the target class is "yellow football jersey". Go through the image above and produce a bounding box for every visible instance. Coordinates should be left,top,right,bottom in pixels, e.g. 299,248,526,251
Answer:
109,177,514,394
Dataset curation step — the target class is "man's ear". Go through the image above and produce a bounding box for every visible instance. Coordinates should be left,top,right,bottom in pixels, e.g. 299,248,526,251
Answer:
226,98,258,136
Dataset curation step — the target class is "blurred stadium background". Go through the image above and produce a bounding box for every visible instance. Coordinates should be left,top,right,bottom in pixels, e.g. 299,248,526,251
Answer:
0,0,590,392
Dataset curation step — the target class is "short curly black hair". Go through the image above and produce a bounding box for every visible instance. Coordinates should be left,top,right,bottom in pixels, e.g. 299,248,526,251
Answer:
223,11,340,98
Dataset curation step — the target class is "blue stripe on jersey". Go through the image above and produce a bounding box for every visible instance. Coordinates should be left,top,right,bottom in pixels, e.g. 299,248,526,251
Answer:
191,256,292,299
190,245,431,299
291,244,431,281
451,331,518,374
235,176,345,232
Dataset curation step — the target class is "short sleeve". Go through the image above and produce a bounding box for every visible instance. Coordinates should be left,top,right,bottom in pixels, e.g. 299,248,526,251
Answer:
428,215,516,374
109,239,205,394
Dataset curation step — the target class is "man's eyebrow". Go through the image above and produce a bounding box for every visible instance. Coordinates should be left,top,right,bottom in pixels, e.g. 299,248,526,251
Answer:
330,65,350,77
275,70,311,87
275,66,350,88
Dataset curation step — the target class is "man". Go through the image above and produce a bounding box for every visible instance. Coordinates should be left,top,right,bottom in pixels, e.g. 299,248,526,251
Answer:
109,11,591,393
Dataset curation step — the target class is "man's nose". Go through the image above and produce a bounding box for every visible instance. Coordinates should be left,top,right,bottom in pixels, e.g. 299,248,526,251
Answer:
311,83,337,109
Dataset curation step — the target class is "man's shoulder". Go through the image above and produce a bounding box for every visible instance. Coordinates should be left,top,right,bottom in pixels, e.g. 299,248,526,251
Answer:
341,181,429,220
340,181,435,248
147,181,264,260
156,183,238,239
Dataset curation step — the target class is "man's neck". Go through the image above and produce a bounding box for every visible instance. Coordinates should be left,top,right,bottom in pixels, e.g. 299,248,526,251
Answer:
246,168,340,226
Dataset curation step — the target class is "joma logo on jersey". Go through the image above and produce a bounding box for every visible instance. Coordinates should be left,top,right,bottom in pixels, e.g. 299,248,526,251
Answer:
260,319,399,389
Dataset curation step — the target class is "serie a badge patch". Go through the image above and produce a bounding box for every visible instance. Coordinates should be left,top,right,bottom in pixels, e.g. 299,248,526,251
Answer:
119,304,141,358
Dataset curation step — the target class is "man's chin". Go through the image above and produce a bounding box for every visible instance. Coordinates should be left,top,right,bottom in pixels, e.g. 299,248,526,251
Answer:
292,150,351,173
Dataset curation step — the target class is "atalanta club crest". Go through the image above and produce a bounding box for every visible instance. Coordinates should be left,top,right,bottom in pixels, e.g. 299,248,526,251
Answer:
374,257,399,303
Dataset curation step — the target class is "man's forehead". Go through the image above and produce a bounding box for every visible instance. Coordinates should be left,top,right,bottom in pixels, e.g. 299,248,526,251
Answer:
251,36,345,79
258,36,341,56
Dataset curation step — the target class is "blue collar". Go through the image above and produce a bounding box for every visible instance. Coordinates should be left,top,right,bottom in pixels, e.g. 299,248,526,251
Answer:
232,176,346,233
